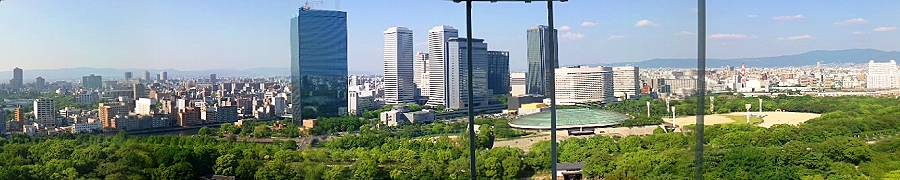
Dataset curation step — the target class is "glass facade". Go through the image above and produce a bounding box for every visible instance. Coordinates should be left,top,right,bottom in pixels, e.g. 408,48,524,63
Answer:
526,25,558,97
290,9,348,122
487,51,510,96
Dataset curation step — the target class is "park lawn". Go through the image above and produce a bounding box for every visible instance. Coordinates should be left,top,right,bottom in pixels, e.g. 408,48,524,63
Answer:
725,115,763,125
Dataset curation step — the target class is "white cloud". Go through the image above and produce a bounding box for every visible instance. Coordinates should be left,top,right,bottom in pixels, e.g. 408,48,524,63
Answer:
677,31,695,36
776,35,812,41
874,27,897,32
834,18,868,26
607,35,628,41
581,21,598,27
559,25,571,31
772,15,805,21
560,32,585,40
635,20,659,28
748,15,759,18
707,33,757,40
852,31,866,35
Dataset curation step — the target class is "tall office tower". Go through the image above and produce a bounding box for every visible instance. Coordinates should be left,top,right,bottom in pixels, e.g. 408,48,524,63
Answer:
290,7,349,121
210,74,217,84
82,74,103,90
866,60,899,89
134,84,147,99
424,25,459,107
487,51,510,96
414,52,429,96
143,71,152,81
33,98,57,128
160,71,168,81
35,77,45,90
135,98,157,115
9,67,23,88
555,66,614,105
612,66,640,100
510,72,527,96
446,38,490,110
124,72,133,79
383,27,416,105
526,25,558,96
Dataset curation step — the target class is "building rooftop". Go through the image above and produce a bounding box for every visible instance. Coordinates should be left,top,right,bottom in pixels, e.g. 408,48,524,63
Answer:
509,109,629,129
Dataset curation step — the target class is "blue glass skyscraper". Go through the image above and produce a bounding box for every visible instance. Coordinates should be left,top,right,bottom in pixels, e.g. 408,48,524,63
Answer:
290,8,348,122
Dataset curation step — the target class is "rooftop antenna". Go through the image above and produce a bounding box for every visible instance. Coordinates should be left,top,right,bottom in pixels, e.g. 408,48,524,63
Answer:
302,1,324,11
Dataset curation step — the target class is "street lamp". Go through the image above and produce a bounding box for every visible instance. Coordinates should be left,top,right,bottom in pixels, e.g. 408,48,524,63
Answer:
444,1,569,179
646,101,651,117
745,104,752,124
758,98,763,114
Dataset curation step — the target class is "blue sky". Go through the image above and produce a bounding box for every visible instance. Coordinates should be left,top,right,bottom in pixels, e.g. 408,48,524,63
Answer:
1,0,898,74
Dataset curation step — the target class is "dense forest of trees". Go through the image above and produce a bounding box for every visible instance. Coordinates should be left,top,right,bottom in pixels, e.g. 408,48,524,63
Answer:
2,95,900,179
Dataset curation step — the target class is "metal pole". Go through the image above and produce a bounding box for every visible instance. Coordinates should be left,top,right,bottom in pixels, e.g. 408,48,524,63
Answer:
547,1,558,180
465,1,477,179
647,101,651,117
695,0,706,179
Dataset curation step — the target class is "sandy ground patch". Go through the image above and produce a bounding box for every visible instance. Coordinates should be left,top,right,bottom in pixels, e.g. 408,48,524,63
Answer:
667,112,821,128
755,112,822,128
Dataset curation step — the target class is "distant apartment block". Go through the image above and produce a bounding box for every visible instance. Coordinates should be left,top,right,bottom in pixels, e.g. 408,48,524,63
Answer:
612,66,640,100
866,60,898,89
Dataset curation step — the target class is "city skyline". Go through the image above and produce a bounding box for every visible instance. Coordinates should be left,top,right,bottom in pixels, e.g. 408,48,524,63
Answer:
2,0,898,73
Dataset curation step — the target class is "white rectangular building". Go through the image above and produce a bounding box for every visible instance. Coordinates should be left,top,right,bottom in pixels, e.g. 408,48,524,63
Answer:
866,60,898,89
555,66,614,105
383,27,416,105
510,72,527,96
33,98,56,129
612,66,640,100
135,98,157,115
424,25,459,107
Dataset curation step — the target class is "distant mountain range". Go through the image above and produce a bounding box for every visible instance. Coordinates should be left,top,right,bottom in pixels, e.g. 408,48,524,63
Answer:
2,49,898,81
591,49,900,68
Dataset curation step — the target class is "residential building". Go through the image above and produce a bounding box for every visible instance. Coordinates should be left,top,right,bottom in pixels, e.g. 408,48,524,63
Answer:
33,98,56,128
72,121,102,134
555,66,614,105
866,60,899,89
612,66,640,100
134,84,147,99
290,8,349,122
143,71,152,82
124,72,133,79
0,109,6,135
383,26,416,104
135,98,157,115
424,25,459,107
487,51,510,96
216,106,239,123
526,25,558,96
447,38,490,110
160,71,168,81
177,107,201,126
74,93,99,105
35,77,45,90
99,103,129,129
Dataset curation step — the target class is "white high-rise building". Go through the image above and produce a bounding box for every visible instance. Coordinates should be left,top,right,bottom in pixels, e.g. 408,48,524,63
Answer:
383,27,416,104
135,98,157,115
447,38,490,110
414,52,429,97
33,98,57,128
612,66,640,100
424,25,459,107
867,60,899,89
555,66,614,105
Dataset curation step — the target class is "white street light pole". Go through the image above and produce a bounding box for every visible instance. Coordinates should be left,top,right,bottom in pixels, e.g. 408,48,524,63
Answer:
710,96,715,114
647,101,651,117
759,98,763,114
671,106,676,122
665,97,670,113
745,104,752,124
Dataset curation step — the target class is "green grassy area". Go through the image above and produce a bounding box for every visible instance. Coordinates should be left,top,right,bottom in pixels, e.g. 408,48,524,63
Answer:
725,115,763,125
